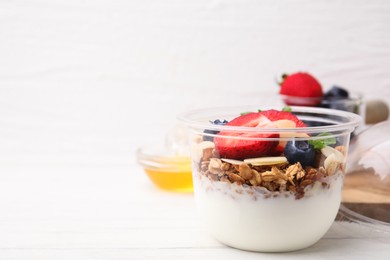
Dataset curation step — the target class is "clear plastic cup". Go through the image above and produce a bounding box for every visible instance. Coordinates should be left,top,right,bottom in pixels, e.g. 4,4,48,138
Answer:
178,106,361,252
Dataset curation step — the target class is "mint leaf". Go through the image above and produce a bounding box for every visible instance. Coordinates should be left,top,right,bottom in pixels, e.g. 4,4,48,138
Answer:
308,133,337,150
282,106,292,112
309,139,325,150
320,133,337,146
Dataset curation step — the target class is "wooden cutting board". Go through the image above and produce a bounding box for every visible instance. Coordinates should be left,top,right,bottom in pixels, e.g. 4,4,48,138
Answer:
342,170,390,222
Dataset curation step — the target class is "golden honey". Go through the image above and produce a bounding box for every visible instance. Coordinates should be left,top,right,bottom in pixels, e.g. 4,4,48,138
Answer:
143,156,193,192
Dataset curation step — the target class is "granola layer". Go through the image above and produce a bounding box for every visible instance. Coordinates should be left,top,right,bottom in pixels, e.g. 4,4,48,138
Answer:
192,141,345,199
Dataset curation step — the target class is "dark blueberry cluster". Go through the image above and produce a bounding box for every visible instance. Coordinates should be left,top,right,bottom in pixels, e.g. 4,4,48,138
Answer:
320,86,356,112
323,86,349,100
203,119,228,142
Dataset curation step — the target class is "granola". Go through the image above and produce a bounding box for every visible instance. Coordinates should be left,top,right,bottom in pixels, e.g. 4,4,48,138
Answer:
194,142,344,199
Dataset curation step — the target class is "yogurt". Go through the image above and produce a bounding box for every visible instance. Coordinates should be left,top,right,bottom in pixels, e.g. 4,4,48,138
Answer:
193,170,343,252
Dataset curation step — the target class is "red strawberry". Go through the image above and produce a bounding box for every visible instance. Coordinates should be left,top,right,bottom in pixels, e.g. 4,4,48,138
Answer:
279,72,323,106
260,109,308,153
214,112,279,160
259,110,307,127
213,110,308,160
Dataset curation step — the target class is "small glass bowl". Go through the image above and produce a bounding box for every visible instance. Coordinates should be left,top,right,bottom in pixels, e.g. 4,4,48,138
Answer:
136,145,193,192
280,93,364,119
280,94,323,107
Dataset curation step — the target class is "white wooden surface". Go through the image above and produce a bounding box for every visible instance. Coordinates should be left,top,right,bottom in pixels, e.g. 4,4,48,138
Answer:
1,161,390,259
1,0,390,259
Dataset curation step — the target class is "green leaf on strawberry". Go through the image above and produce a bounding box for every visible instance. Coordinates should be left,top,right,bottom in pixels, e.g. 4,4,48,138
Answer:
240,111,252,116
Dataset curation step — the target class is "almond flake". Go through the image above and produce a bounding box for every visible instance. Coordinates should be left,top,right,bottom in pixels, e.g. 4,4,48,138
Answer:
244,156,287,166
221,158,244,165
321,146,344,162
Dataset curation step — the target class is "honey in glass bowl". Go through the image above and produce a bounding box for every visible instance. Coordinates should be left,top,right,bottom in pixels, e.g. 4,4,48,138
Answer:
137,147,193,192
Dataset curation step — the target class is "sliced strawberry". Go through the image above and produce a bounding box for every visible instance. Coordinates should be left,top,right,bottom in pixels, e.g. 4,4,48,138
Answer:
259,110,307,127
224,112,272,127
260,109,308,149
214,113,279,160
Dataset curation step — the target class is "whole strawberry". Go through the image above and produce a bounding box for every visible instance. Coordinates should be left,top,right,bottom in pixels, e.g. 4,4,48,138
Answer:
279,72,323,106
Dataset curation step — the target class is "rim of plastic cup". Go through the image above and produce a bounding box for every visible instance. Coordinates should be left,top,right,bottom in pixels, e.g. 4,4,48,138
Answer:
178,106,362,135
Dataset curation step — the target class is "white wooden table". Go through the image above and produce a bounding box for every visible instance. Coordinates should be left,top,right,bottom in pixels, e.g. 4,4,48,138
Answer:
1,159,389,260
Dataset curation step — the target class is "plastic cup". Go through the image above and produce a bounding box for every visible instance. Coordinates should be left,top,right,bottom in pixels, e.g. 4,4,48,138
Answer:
178,106,361,252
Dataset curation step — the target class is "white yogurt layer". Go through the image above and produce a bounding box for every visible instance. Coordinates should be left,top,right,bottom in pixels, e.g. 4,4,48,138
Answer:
193,172,344,252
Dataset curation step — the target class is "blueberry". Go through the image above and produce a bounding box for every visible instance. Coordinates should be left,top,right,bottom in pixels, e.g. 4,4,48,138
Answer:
323,86,349,100
203,119,228,142
284,140,315,167
211,119,228,125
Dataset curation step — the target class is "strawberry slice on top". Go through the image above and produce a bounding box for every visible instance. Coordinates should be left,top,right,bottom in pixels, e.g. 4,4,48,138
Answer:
214,112,279,160
213,110,307,160
259,109,308,153
259,109,307,128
